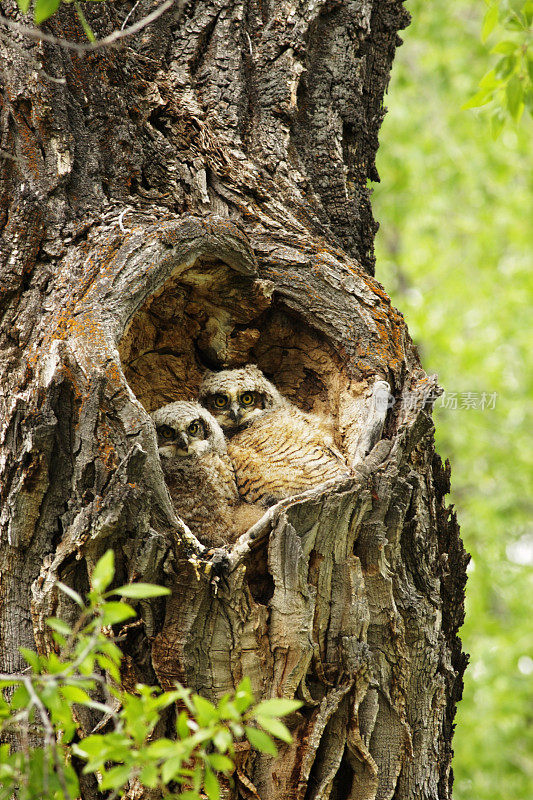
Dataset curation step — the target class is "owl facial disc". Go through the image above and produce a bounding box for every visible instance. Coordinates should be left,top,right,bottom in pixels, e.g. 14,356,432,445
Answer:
151,401,226,458
199,366,286,433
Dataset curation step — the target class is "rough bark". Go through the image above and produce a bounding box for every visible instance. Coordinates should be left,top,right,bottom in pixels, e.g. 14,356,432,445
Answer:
0,1,468,799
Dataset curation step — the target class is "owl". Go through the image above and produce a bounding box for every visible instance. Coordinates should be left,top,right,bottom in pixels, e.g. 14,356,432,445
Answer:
199,364,287,434
199,366,350,505
151,401,261,547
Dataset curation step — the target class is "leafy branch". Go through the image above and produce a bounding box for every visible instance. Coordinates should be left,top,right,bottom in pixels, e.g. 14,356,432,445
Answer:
464,0,532,133
0,551,301,800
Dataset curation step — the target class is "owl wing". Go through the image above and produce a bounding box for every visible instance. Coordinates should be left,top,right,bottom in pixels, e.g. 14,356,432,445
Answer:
227,411,349,504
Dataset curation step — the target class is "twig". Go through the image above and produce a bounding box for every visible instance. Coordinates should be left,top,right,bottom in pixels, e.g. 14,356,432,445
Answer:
0,28,66,83
0,0,175,54
121,0,142,30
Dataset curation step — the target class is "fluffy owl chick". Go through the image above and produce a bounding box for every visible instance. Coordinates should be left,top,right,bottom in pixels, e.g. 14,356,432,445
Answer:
151,401,261,547
227,409,351,506
199,366,350,505
199,365,288,434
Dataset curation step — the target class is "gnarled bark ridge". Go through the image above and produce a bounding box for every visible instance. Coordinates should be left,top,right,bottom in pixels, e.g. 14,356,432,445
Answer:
0,1,468,798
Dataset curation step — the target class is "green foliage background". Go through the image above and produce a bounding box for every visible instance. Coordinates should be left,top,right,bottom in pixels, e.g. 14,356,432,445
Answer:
372,1,533,797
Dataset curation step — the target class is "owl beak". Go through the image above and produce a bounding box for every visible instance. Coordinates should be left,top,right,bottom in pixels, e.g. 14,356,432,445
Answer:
229,402,242,423
176,432,189,451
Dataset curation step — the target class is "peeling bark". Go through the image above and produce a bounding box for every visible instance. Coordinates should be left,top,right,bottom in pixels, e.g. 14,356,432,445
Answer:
0,1,468,798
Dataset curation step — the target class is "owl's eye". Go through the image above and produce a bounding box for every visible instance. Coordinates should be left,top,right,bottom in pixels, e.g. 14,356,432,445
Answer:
240,392,255,406
158,425,174,440
187,420,201,435
213,394,229,408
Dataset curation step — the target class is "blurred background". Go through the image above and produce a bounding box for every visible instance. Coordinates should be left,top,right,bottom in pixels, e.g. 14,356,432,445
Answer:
372,0,533,797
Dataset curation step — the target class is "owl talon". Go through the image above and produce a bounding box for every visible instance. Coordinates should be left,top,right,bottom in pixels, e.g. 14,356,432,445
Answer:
206,547,231,576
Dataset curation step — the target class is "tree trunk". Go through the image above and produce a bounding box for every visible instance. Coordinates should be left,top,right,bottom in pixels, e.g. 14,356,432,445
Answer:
0,1,468,799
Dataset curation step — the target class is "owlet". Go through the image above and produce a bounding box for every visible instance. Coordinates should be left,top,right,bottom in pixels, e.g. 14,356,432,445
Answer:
199,366,350,505
151,401,261,546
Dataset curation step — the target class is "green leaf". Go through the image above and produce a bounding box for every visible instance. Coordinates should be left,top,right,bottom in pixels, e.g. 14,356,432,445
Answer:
244,726,278,756
46,617,72,636
204,766,220,800
255,715,292,742
99,764,132,791
56,582,84,607
192,695,218,725
60,685,93,705
146,738,177,759
101,601,137,626
177,710,190,739
79,653,96,675
10,684,30,709
161,754,185,783
462,89,493,110
213,727,232,753
481,4,498,43
51,631,68,648
113,583,170,598
489,110,505,138
234,676,254,713
19,647,41,673
495,55,517,80
95,654,121,682
177,792,201,800
479,68,500,90
91,550,115,593
229,721,243,738
506,75,524,119
206,753,233,772
252,698,302,717
491,40,518,56
16,0,32,13
139,763,159,788
34,0,61,25
72,734,107,759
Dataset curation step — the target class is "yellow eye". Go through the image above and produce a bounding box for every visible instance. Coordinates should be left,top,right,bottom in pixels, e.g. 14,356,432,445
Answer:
187,420,200,435
213,394,228,408
158,425,174,440
240,392,255,406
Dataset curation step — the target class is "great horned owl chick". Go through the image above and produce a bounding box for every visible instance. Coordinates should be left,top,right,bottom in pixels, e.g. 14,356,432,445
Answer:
199,366,350,505
199,364,287,433
151,401,261,547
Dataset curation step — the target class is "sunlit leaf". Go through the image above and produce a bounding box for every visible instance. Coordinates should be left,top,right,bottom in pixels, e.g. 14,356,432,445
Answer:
101,601,137,626
112,583,170,598
91,550,115,593
139,763,159,788
506,75,524,119
204,765,220,800
253,698,302,717
491,40,518,55
19,647,41,673
244,726,277,756
481,4,498,42
99,764,132,791
192,694,218,725
206,753,234,772
255,715,293,742
34,0,61,25
60,685,93,705
46,617,72,636
56,582,84,607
